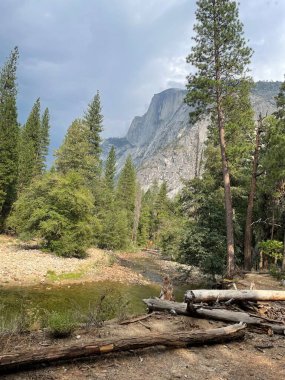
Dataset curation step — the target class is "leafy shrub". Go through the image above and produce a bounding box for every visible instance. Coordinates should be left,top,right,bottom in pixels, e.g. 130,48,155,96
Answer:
8,171,100,258
259,240,283,261
73,287,130,328
47,311,76,338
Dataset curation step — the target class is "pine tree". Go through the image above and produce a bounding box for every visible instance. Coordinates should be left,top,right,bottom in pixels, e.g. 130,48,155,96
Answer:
105,146,116,192
275,79,285,120
185,0,253,277
39,108,50,173
8,171,98,258
0,47,19,227
258,79,285,270
137,193,151,247
132,185,142,243
84,90,103,160
18,98,41,192
243,113,263,270
55,119,95,179
117,155,137,234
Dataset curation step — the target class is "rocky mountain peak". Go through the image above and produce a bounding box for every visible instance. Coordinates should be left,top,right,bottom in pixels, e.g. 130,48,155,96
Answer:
102,81,281,197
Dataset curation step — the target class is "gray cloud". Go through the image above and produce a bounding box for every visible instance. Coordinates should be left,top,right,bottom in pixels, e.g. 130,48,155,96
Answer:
0,0,284,156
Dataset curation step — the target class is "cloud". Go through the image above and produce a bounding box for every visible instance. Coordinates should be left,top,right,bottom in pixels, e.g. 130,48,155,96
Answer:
0,0,284,155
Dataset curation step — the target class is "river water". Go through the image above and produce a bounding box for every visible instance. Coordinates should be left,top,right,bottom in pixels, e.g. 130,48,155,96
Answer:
0,255,202,331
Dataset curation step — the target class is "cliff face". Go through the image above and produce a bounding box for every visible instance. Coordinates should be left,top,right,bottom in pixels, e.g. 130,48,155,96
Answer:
102,82,280,196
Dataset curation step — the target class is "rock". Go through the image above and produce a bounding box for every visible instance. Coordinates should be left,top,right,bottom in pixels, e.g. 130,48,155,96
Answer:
102,82,280,197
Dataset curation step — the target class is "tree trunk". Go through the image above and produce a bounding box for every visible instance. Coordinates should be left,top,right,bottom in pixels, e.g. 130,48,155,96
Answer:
218,109,235,278
244,115,262,270
0,325,245,373
184,289,285,303
259,250,264,270
213,7,235,277
143,298,285,335
282,229,285,272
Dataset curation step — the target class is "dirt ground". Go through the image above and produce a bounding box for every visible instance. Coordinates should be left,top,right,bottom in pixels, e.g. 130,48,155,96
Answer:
1,273,285,380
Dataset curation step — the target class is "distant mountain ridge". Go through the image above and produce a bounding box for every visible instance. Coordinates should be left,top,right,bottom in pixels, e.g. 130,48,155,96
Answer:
102,81,281,196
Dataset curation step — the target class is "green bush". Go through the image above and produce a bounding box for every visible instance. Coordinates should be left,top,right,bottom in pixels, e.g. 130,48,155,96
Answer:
47,311,76,338
8,171,100,258
258,240,283,261
79,289,130,327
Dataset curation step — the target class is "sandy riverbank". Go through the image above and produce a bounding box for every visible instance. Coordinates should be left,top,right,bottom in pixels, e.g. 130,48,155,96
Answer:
0,235,150,287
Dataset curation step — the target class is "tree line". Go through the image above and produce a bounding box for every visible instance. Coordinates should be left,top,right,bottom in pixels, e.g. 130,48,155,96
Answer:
0,48,172,257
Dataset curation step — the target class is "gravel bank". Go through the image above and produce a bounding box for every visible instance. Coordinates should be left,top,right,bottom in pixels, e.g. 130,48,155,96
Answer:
0,235,149,287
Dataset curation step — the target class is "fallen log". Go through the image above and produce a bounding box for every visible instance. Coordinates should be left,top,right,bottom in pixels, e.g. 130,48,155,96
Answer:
143,298,285,335
0,324,245,373
184,289,285,303
144,298,189,315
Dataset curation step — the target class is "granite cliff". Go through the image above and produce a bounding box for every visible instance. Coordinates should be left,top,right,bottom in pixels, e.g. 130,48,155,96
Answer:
102,81,280,196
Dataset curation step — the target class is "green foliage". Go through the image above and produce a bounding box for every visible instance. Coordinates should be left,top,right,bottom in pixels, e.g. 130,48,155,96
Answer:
84,90,103,160
0,47,19,227
137,182,179,250
8,171,99,258
18,98,42,191
177,178,227,276
39,108,50,173
79,288,130,326
137,185,159,246
253,79,285,253
18,100,51,194
185,0,253,122
105,146,116,192
98,207,130,250
117,155,136,212
46,270,83,282
117,155,137,235
159,216,185,260
47,311,76,338
259,240,283,260
55,119,95,181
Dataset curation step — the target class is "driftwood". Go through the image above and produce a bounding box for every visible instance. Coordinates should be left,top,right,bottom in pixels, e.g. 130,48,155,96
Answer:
144,298,190,315
185,289,285,303
119,312,157,325
143,298,285,335
0,324,245,373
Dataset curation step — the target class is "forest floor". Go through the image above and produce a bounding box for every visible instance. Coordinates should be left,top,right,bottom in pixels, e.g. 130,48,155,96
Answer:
1,235,285,379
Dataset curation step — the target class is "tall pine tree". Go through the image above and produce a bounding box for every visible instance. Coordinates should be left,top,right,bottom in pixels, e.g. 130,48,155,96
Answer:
55,119,95,179
185,0,253,277
18,98,41,192
84,90,103,161
39,107,50,173
0,47,19,228
105,146,116,192
117,155,137,236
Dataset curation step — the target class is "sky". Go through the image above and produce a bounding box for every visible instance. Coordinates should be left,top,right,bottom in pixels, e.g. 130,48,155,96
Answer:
0,0,285,154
